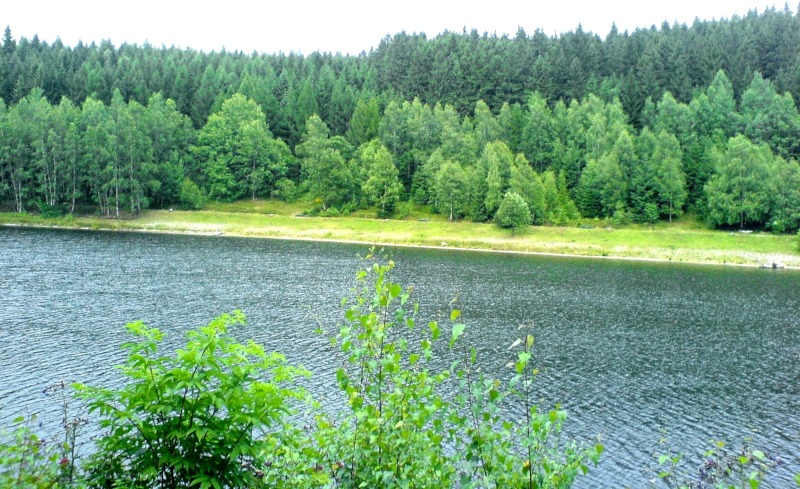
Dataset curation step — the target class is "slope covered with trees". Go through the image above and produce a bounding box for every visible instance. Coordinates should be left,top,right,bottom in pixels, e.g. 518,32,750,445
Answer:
1,5,800,231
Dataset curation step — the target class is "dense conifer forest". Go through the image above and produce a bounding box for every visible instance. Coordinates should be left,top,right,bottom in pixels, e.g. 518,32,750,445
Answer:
1,6,800,230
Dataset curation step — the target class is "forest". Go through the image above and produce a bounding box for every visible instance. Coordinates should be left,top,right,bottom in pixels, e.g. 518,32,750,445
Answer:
1,5,800,231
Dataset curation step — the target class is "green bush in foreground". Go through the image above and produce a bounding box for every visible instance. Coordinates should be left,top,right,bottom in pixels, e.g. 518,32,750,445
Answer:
0,415,64,489
313,257,601,488
75,312,310,489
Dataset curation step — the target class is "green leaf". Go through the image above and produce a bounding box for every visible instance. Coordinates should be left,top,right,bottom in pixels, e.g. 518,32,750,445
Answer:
658,454,670,465
450,323,465,347
429,321,440,341
450,309,461,321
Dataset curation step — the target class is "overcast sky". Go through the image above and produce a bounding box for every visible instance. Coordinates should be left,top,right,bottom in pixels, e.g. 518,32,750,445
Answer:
1,1,787,55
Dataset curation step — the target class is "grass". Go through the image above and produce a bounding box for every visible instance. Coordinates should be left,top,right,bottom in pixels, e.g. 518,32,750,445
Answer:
2,200,799,268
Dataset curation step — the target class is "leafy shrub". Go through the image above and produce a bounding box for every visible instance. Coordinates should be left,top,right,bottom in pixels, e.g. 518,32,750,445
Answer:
319,206,340,217
316,256,601,488
273,178,298,201
654,440,780,488
450,328,603,488
612,201,629,225
643,203,661,224
36,201,67,218
75,312,309,489
496,191,532,234
317,258,459,487
178,178,206,210
0,415,63,489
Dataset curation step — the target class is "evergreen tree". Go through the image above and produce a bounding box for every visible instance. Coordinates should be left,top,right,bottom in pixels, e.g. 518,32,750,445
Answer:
346,97,381,147
650,130,686,221
740,71,800,159
577,153,627,218
519,92,554,172
480,141,515,217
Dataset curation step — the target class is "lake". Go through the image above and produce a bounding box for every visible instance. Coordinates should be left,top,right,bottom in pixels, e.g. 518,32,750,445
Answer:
1,227,798,487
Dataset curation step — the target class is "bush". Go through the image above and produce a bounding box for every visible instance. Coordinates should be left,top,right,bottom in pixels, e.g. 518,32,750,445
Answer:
75,312,310,489
611,201,629,225
178,178,205,210
654,440,780,489
273,178,298,201
495,192,532,234
315,256,602,488
37,201,67,218
316,259,459,487
0,415,63,489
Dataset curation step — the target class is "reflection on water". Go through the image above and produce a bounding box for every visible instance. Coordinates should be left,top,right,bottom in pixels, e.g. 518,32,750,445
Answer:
1,227,798,487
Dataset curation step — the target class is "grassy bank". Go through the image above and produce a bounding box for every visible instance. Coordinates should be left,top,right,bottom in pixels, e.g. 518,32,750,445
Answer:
2,200,799,268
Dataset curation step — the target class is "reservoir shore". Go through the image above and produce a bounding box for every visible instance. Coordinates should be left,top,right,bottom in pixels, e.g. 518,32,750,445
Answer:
3,204,798,269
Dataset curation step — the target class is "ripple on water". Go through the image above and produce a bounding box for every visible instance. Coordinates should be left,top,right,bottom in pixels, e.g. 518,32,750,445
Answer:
1,227,798,487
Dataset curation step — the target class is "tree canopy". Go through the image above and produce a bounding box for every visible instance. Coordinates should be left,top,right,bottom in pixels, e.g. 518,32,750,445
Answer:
2,9,800,231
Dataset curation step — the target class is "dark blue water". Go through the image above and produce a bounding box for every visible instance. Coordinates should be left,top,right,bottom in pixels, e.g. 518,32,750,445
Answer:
1,227,798,487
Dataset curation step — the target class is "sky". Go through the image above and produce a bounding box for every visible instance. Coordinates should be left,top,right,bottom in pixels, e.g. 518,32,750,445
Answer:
1,0,788,55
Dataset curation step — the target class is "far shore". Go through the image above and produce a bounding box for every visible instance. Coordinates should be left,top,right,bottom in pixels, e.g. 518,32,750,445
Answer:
2,203,798,271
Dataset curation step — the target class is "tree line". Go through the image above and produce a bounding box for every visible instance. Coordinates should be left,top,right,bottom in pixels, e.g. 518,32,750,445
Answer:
1,6,800,230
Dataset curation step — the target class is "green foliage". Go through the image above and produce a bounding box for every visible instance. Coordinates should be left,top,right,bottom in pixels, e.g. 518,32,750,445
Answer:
611,201,629,225
480,141,515,217
358,140,402,217
273,177,298,201
654,440,778,489
705,136,774,229
178,178,205,210
297,115,358,210
316,256,601,488
37,201,66,218
446,325,603,488
510,154,547,225
346,97,381,147
75,312,310,489
0,415,63,489
195,94,287,202
642,203,660,225
495,191,532,233
577,153,627,218
435,160,470,220
319,258,458,487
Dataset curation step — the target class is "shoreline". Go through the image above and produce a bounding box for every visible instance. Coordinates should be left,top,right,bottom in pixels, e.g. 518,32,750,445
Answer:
4,221,798,271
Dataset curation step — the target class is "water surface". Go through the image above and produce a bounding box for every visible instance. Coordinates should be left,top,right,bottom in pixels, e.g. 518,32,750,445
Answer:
1,227,797,487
